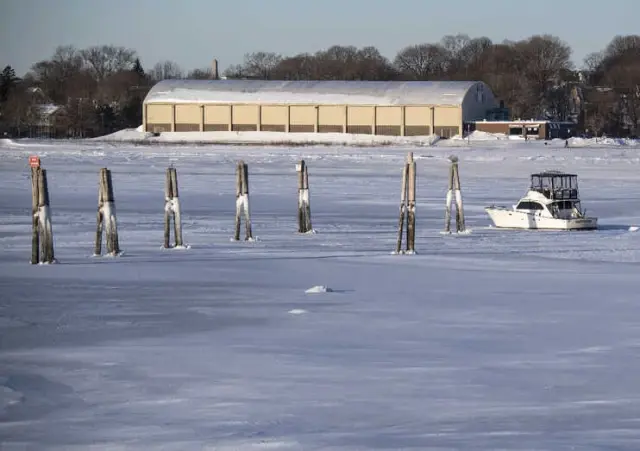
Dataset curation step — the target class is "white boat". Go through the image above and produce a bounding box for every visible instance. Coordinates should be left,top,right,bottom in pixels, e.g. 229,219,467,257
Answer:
485,171,598,230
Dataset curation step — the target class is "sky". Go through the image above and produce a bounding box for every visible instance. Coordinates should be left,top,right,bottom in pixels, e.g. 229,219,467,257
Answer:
1,0,638,77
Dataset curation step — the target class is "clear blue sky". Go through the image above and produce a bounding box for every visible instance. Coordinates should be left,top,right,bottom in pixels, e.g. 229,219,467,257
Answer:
1,0,638,77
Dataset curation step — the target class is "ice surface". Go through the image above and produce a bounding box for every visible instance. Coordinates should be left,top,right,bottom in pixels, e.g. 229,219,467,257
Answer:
2,137,640,449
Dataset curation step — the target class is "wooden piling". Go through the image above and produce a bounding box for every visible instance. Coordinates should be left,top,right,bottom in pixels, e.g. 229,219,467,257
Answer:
444,160,455,233
38,169,55,263
164,167,184,248
95,168,120,256
395,152,416,254
31,167,40,264
297,160,313,233
164,168,172,249
406,153,416,253
234,161,253,241
30,164,55,264
170,168,183,247
94,171,105,256
444,155,466,233
453,159,466,232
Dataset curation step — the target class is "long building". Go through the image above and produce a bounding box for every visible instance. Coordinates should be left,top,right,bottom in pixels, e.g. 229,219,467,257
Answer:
142,80,497,138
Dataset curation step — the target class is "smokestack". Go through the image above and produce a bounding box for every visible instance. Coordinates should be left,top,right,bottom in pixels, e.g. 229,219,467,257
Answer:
212,59,219,80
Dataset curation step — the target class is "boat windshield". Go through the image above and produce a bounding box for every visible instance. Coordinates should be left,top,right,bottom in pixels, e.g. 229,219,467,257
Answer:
516,201,544,210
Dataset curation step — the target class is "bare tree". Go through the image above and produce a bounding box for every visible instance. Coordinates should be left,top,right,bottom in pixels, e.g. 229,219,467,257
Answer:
239,52,283,79
150,61,183,82
271,53,318,80
394,43,449,80
514,35,573,118
353,46,397,81
585,35,640,135
29,45,87,104
440,33,471,75
81,45,137,80
453,37,493,79
604,35,640,60
583,51,604,74
223,63,246,79
315,45,360,79
187,67,214,79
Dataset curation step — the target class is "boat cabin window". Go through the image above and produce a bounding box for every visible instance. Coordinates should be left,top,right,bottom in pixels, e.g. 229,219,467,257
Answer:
516,201,544,210
552,200,575,210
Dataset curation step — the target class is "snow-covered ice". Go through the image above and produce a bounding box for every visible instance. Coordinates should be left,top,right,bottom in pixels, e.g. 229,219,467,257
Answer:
2,137,640,449
304,285,333,294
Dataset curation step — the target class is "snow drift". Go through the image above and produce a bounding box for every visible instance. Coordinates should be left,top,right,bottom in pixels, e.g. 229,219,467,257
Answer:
91,128,441,147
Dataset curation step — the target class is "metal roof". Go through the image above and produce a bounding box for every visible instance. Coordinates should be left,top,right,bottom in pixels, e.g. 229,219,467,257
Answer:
144,79,486,106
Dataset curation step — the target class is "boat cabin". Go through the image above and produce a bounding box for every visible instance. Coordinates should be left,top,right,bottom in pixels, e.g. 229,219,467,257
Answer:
516,171,586,219
530,171,580,200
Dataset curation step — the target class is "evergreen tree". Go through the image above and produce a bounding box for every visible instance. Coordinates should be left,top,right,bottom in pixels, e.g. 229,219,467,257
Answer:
0,65,19,103
132,58,145,77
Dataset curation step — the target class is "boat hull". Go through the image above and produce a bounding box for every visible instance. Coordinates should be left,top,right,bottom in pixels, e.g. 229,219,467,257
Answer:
485,207,598,230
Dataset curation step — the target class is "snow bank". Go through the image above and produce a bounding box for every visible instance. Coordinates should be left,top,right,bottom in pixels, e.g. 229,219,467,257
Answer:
448,130,509,141
566,137,640,147
305,285,333,294
92,128,441,147
0,138,22,148
93,129,155,142
288,309,308,315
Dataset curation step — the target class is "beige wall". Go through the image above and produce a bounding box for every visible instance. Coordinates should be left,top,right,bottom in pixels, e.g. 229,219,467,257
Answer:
289,106,316,125
145,102,464,136
146,104,172,124
261,105,288,125
175,104,200,124
232,105,259,124
376,107,402,126
204,105,230,124
318,106,345,125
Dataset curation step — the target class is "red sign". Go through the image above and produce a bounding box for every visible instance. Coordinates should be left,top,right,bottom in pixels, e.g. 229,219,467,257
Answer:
29,156,40,168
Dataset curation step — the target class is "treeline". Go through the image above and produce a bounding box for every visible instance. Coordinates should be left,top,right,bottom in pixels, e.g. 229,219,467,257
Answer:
0,46,217,138
1,33,639,138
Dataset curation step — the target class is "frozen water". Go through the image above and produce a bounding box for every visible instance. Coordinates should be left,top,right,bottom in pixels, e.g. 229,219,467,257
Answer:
2,137,640,449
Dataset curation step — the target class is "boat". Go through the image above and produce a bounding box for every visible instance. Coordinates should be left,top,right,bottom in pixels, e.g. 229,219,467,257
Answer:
485,171,598,230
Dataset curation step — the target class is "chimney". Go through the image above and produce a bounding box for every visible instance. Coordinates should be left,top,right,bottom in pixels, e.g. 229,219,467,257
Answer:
212,59,219,80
